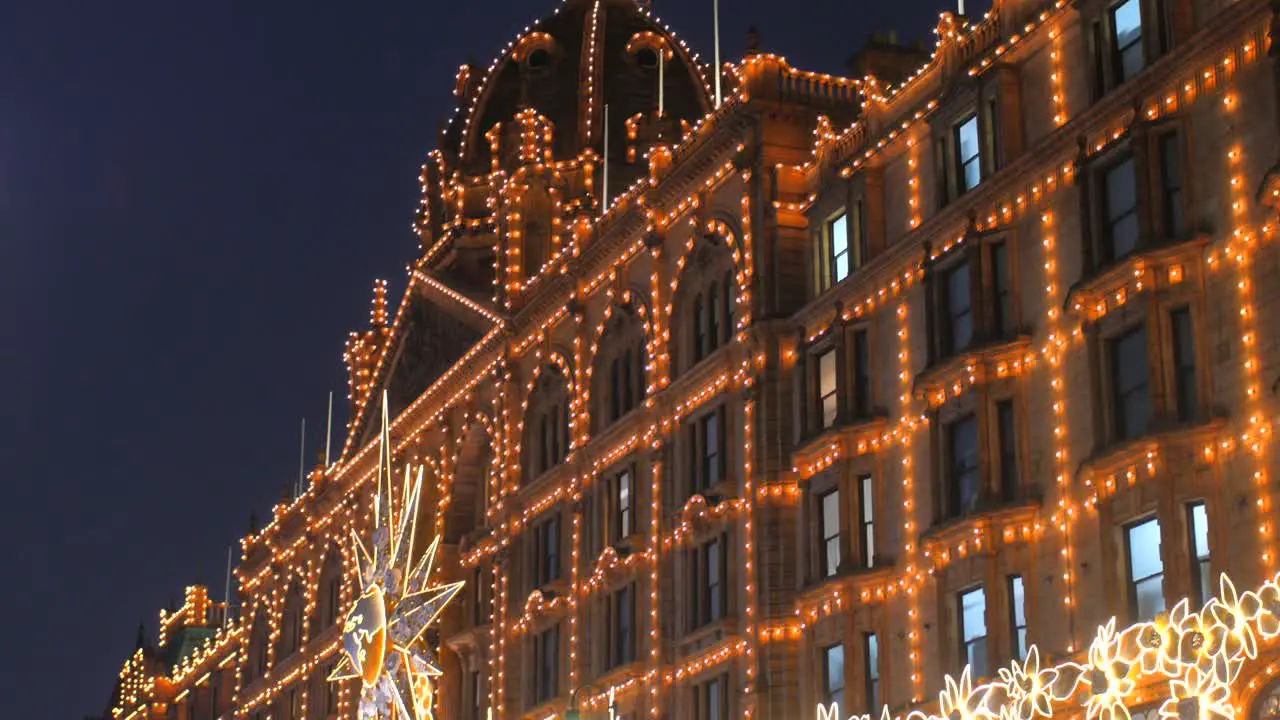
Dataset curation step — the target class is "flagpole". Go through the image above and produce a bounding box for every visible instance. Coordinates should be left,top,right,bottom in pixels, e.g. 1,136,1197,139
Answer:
297,417,306,496
658,49,665,116
324,391,333,467
602,103,610,214
713,0,722,107
223,546,233,627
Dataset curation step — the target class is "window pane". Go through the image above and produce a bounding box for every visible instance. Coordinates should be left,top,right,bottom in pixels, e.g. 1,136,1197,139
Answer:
831,214,850,283
992,242,1011,336
1105,158,1139,259
1161,134,1186,236
819,349,839,428
825,643,845,699
1190,504,1210,558
961,588,987,642
853,330,870,416
821,490,841,576
946,262,973,351
708,679,723,720
1171,309,1197,422
997,400,1017,500
1010,575,1027,660
950,415,980,515
957,116,980,163
1128,517,1163,579
1112,0,1144,80
1112,327,1150,439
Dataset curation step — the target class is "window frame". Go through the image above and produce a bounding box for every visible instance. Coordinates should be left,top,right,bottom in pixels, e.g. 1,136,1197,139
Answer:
1008,575,1028,661
958,586,989,678
533,513,562,588
532,623,561,705
818,487,843,578
817,347,840,430
1169,306,1198,424
944,413,981,520
864,632,881,711
1124,515,1166,622
954,113,982,194
1107,324,1152,443
822,642,846,709
1187,501,1211,606
858,474,875,568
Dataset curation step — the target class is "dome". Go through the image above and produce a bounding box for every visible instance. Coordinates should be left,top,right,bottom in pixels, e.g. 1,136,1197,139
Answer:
443,0,714,174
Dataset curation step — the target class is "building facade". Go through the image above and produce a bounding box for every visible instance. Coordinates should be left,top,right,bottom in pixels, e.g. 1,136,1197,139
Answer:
105,0,1280,719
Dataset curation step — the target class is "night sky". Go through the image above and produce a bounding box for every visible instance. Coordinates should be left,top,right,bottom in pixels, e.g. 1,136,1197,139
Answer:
0,0,987,716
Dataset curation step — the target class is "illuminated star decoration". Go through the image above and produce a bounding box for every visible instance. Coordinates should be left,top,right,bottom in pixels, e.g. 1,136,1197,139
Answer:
330,394,464,720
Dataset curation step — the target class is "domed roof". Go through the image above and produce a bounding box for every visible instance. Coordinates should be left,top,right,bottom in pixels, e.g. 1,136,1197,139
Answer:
442,0,714,174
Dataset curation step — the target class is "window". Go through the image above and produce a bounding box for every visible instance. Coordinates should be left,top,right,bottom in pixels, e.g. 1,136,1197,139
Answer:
611,469,634,543
709,282,722,354
696,676,727,720
1102,156,1140,262
852,200,869,270
532,624,560,704
852,329,870,417
322,570,341,628
608,584,637,669
691,408,726,495
1009,575,1028,661
1188,502,1211,605
830,212,850,284
534,515,561,587
470,669,484,720
473,567,490,625
864,633,880,711
959,587,989,677
1158,133,1186,238
690,536,727,629
991,241,1012,338
531,379,570,478
955,115,982,193
1171,308,1197,423
996,400,1018,501
818,348,839,429
981,98,1000,177
608,345,642,423
1111,0,1144,82
858,475,875,568
946,414,981,519
823,643,846,709
1126,516,1165,621
1110,326,1151,441
694,294,707,361
942,261,974,355
721,270,734,345
819,489,842,578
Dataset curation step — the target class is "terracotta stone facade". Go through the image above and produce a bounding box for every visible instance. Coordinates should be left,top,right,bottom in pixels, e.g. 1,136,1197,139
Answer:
102,0,1280,719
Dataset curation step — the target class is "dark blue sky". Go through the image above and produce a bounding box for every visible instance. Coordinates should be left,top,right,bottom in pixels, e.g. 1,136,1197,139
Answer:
0,0,982,716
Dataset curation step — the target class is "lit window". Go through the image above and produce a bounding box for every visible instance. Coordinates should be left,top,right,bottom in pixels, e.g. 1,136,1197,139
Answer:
823,643,846,709
830,212,850,283
1188,502,1211,605
943,261,973,354
864,633,880,711
1126,516,1165,621
946,414,981,518
819,489,842,578
959,587,989,677
1102,156,1140,261
1009,575,1028,660
1110,326,1151,441
955,115,982,192
818,348,839,429
858,475,875,568
1171,308,1197,423
1111,0,1144,81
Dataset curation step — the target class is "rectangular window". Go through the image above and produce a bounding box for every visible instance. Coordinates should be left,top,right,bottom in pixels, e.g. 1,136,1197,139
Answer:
991,241,1011,337
697,676,727,720
473,567,489,626
864,633,880,711
959,587,989,677
1110,326,1151,441
1111,0,1144,82
997,400,1018,501
534,515,561,587
1126,516,1166,621
1009,575,1028,661
982,97,1000,176
1102,156,1140,262
1171,308,1197,423
858,474,875,568
608,584,636,669
947,414,981,518
470,670,483,720
853,199,869,269
1188,502,1212,606
818,348,839,429
691,536,728,629
942,261,974,355
533,625,560,704
852,329,870,417
693,408,725,494
1159,133,1186,238
615,469,634,541
955,115,982,193
830,212,850,284
823,643,846,709
820,489,842,578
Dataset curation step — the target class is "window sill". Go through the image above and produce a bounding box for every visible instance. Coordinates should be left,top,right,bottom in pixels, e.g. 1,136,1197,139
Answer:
923,494,1041,550
1081,416,1225,492
1065,232,1209,324
791,415,891,478
915,336,1034,408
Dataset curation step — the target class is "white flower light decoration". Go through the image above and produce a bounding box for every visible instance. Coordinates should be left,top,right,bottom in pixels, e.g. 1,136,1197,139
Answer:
329,396,464,720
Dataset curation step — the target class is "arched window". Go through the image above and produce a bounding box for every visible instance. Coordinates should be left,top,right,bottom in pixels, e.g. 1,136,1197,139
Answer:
721,270,735,344
677,232,738,375
317,551,343,630
593,308,647,430
525,367,571,481
693,293,706,362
